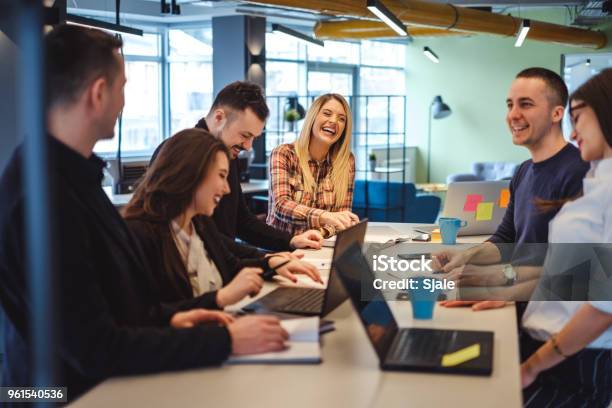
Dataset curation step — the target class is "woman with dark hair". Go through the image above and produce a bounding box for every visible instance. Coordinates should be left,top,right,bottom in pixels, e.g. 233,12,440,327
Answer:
124,129,319,309
520,68,612,407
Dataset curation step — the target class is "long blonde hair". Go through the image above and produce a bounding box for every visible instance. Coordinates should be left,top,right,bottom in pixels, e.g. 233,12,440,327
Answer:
294,94,353,207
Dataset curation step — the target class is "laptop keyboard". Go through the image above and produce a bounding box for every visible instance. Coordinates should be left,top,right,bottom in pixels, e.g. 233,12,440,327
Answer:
389,329,456,363
280,289,325,314
247,287,324,314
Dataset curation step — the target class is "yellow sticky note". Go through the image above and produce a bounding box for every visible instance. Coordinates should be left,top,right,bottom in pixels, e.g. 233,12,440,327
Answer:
441,343,481,367
476,202,494,221
498,189,510,208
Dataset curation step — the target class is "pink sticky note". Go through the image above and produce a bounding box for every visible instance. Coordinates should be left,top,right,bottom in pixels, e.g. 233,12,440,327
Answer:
463,194,484,212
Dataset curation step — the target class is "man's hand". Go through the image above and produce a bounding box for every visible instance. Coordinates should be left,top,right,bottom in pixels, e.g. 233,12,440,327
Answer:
268,256,323,284
228,315,289,355
445,264,506,287
170,309,235,328
432,249,469,273
217,267,264,307
290,229,323,249
439,300,507,311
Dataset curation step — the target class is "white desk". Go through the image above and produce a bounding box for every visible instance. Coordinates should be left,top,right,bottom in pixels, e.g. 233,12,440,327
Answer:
103,179,270,207
70,223,521,408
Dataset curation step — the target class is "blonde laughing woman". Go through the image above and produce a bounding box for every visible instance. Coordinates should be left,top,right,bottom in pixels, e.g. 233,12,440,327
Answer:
267,93,358,238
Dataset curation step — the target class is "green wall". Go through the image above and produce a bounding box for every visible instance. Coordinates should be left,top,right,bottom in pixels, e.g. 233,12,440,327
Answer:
406,9,612,183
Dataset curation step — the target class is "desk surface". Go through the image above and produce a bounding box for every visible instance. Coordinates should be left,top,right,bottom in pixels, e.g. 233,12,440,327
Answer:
70,223,521,408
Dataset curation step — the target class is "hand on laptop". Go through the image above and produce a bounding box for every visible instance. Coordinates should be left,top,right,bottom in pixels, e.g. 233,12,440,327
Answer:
439,300,507,311
217,267,264,307
228,315,289,355
290,229,323,249
268,256,323,284
170,309,235,328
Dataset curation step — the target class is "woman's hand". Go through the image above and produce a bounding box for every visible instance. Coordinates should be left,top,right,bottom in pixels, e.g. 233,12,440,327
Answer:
170,309,235,328
216,267,264,307
268,256,323,284
290,230,323,249
228,315,289,355
320,211,359,231
265,250,304,261
520,360,540,389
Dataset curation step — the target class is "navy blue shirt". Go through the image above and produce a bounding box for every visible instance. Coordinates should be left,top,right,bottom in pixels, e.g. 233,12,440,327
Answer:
489,143,589,263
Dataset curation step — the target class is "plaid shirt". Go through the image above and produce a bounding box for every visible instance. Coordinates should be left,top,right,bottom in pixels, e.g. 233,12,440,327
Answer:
267,143,355,237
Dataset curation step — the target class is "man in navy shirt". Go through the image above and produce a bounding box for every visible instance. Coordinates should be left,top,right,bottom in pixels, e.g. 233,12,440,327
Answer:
434,67,589,310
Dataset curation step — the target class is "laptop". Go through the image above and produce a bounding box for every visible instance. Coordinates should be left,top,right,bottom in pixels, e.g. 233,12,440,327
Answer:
242,219,368,316
443,180,510,236
333,242,494,376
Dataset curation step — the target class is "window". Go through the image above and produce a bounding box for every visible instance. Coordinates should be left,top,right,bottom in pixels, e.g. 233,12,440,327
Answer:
360,40,405,67
93,26,214,157
265,29,407,155
168,28,213,134
306,40,359,65
95,33,162,156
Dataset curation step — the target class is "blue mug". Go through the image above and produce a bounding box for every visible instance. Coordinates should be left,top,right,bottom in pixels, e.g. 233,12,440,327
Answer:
439,217,467,245
408,277,442,319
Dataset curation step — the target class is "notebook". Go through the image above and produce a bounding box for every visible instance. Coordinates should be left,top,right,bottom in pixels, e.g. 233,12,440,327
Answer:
227,317,321,364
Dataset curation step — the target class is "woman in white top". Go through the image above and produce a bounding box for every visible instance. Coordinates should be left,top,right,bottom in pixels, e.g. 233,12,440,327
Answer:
520,68,612,407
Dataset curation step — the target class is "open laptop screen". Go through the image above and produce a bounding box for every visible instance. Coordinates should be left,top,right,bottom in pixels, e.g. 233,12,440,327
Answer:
333,243,398,362
322,220,368,315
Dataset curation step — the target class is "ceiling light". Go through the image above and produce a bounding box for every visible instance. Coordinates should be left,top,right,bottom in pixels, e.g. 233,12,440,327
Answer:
366,0,408,37
514,19,530,47
272,24,324,47
423,46,439,63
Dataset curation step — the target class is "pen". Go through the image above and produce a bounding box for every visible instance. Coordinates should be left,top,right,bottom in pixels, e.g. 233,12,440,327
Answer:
261,258,292,280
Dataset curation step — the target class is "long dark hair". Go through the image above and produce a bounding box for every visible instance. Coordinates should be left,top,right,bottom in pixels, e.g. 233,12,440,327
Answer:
570,68,612,148
535,68,612,212
124,128,229,221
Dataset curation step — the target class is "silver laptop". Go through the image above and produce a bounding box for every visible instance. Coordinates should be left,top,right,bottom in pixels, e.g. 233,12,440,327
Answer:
443,180,510,236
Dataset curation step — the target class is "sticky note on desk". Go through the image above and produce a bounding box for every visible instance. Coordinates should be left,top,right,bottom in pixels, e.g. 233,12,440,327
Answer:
476,202,494,221
463,194,483,212
498,188,510,208
441,343,481,367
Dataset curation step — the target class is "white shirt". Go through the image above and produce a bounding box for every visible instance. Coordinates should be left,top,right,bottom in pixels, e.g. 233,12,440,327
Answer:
522,157,612,349
171,221,223,297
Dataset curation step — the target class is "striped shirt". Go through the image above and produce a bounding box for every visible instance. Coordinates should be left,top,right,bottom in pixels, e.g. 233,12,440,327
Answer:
267,143,355,238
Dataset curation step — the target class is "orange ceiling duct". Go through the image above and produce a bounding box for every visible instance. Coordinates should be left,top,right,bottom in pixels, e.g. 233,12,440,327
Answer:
314,20,469,39
247,0,607,48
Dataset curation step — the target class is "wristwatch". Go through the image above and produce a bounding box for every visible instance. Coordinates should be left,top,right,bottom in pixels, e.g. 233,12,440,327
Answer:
503,264,517,286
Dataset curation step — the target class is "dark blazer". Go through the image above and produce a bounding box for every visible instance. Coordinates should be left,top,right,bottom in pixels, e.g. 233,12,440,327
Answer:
150,119,294,253
126,216,268,305
0,138,231,401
